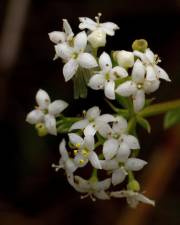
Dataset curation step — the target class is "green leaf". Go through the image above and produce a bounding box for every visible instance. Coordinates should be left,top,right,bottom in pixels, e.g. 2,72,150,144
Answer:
136,116,151,133
116,94,131,109
164,107,180,129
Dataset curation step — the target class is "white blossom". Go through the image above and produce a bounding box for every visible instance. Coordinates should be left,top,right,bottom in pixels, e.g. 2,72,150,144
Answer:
26,89,68,135
70,106,115,137
68,133,102,169
111,190,155,208
72,175,111,201
55,31,98,81
88,52,128,99
102,116,140,160
116,59,161,112
79,13,119,36
134,48,171,82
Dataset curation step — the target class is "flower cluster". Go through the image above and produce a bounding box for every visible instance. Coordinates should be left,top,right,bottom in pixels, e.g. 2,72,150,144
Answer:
26,13,172,208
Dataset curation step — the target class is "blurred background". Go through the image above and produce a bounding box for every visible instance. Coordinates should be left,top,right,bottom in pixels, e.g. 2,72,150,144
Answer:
0,0,180,224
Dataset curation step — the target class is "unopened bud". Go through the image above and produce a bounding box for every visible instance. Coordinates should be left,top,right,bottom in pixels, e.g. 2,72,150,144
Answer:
132,39,148,52
127,180,140,192
113,50,134,68
88,29,106,48
35,123,48,137
48,31,65,44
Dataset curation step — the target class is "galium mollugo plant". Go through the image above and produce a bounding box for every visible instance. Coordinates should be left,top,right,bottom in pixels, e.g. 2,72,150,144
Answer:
26,13,180,208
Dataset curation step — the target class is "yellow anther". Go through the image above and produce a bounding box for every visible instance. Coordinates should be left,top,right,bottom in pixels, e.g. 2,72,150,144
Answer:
73,150,78,155
79,159,84,164
82,149,89,156
75,143,81,148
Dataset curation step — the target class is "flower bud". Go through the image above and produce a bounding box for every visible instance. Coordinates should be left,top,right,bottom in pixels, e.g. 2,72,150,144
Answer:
132,39,148,52
127,180,140,192
88,29,106,48
113,50,134,68
35,123,48,137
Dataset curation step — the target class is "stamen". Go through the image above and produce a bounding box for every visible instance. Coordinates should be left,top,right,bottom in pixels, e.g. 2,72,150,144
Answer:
75,143,81,148
79,159,85,164
51,163,62,172
74,149,78,155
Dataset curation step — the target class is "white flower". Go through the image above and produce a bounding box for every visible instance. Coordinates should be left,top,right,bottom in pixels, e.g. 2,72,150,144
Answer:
79,13,119,36
70,106,115,137
134,48,171,82
68,133,102,169
52,139,77,173
102,116,140,160
48,19,74,44
116,59,161,112
55,31,98,81
26,89,68,135
72,175,111,201
114,50,134,68
88,52,128,100
111,190,155,208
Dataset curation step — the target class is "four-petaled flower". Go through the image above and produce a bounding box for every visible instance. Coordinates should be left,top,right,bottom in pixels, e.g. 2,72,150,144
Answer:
72,175,111,201
68,133,102,169
55,31,98,82
26,89,68,135
116,59,161,112
79,13,119,36
133,48,171,82
88,52,128,100
70,106,115,137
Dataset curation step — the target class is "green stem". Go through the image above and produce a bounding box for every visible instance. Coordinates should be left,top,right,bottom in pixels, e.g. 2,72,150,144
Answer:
139,99,180,118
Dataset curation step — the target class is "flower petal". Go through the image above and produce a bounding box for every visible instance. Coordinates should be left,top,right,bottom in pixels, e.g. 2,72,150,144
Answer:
84,124,96,136
99,52,112,70
63,59,79,82
68,133,84,146
88,74,105,90
54,43,73,60
132,59,145,82
125,158,147,171
103,139,119,160
84,135,94,151
135,193,155,206
144,79,160,93
48,31,66,44
63,19,74,38
100,159,118,170
95,178,111,190
74,154,88,167
116,81,137,97
96,114,115,124
97,123,112,138
101,22,119,36
86,106,100,120
89,151,102,169
122,134,140,149
74,31,87,51
48,100,68,116
112,116,128,134
145,48,155,64
155,65,171,81
133,89,145,112
94,191,110,200
79,17,97,31
146,65,157,81
117,142,131,162
36,89,51,110
111,66,128,78
104,80,115,100
69,119,89,131
78,53,98,69
59,139,69,160
44,114,57,135
112,167,127,185
26,109,44,124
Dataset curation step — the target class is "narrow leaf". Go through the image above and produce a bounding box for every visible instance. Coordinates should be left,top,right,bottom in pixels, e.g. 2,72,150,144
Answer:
164,107,180,129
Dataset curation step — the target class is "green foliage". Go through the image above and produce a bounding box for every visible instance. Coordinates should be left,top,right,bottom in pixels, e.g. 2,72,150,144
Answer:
164,107,180,129
136,116,151,133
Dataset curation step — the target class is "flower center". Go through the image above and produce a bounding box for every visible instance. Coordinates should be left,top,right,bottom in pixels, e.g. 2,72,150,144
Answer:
137,83,143,89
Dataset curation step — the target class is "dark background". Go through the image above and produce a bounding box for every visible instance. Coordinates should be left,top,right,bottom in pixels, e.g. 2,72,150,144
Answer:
0,0,180,225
